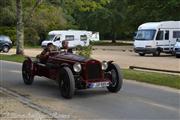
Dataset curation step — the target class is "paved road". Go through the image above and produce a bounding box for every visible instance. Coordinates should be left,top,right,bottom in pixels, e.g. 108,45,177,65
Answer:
0,60,180,120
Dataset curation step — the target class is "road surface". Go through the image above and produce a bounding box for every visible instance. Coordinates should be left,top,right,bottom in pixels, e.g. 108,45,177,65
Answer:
0,60,180,120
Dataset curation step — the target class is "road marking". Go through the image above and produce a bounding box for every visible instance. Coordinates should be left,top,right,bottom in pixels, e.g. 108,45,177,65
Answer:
0,86,72,120
138,99,180,112
9,70,21,73
125,79,180,93
0,60,22,65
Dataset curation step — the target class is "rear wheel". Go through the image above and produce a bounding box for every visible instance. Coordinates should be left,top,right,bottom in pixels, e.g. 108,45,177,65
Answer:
153,50,160,56
176,54,180,58
59,67,75,99
107,63,123,93
139,53,145,56
22,60,34,85
2,46,9,53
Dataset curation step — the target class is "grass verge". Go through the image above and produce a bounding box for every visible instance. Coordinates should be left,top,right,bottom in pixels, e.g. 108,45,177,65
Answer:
0,54,179,89
0,54,25,63
122,69,180,89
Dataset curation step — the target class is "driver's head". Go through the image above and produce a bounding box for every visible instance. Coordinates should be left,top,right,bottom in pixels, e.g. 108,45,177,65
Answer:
62,40,69,49
47,43,54,51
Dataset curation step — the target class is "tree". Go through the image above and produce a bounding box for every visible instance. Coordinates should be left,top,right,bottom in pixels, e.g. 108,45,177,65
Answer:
27,4,67,41
0,0,16,26
16,0,43,55
16,0,24,55
71,0,127,43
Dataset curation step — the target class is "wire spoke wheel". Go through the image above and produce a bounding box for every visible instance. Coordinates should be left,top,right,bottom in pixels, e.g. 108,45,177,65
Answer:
59,67,75,99
107,63,123,93
22,60,34,85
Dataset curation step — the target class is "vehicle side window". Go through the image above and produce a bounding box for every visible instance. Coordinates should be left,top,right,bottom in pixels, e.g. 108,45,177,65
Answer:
0,36,5,41
54,36,60,41
173,31,180,38
65,35,74,41
156,31,164,40
80,35,87,41
165,30,169,40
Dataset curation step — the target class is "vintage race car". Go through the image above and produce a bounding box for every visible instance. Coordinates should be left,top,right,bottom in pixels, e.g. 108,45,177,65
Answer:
22,51,123,99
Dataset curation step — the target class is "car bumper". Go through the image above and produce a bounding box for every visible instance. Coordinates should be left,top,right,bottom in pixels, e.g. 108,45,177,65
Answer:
134,47,156,54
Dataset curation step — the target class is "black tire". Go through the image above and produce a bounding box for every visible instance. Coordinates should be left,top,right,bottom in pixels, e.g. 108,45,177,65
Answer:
107,63,123,93
59,67,75,99
2,46,10,53
153,50,160,56
139,53,145,56
22,60,34,85
176,54,180,58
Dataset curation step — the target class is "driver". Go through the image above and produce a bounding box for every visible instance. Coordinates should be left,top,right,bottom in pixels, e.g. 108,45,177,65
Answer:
37,43,56,63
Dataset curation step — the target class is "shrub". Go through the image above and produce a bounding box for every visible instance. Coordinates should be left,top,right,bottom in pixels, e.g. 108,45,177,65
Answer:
76,45,92,58
24,27,40,46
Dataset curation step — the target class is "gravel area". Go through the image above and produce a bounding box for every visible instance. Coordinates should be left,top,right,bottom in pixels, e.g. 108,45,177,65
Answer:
1,46,180,71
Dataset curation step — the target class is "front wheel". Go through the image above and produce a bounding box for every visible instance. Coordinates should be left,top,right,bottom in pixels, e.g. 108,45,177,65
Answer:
176,54,180,58
139,53,145,56
107,63,123,93
59,67,75,99
22,60,34,85
153,50,160,56
2,46,10,53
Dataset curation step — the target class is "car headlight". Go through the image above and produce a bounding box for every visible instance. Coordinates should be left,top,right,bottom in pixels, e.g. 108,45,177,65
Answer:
73,62,82,72
102,61,108,70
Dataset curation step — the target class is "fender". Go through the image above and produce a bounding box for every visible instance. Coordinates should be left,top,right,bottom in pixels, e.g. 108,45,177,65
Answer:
2,43,12,48
60,63,70,68
108,61,114,65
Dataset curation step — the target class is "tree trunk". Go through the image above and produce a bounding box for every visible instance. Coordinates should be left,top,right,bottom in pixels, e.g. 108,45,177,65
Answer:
112,32,117,43
16,0,24,55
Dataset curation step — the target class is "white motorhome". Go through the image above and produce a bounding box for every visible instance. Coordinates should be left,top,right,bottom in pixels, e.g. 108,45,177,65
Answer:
41,30,99,48
134,21,180,56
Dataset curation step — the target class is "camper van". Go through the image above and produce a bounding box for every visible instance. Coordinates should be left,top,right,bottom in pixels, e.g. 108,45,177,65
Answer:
41,30,99,48
134,21,180,56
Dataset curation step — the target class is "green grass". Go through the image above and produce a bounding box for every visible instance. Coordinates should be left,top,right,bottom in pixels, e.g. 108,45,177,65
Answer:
0,54,179,89
0,54,25,63
122,69,180,89
91,41,133,46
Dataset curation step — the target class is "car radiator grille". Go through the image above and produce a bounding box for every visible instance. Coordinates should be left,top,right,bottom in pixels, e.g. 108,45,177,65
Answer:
86,63,101,80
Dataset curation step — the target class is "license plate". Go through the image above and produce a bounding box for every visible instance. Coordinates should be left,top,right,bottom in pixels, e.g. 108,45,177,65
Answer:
89,82,109,88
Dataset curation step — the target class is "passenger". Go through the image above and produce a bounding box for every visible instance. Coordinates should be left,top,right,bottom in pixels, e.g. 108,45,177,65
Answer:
62,40,73,53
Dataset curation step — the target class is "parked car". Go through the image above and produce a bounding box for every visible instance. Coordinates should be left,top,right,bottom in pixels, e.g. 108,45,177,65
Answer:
22,51,123,99
0,35,12,53
174,38,180,58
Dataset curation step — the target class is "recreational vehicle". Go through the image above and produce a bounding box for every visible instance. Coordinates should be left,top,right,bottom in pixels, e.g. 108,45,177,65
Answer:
41,30,99,48
134,21,180,56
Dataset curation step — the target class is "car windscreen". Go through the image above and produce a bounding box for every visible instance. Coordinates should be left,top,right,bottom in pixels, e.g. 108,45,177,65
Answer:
135,30,156,41
0,36,10,42
177,39,180,42
46,35,55,41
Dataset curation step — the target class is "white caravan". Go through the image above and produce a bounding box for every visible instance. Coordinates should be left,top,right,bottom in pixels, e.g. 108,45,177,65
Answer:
41,30,99,48
134,21,180,56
